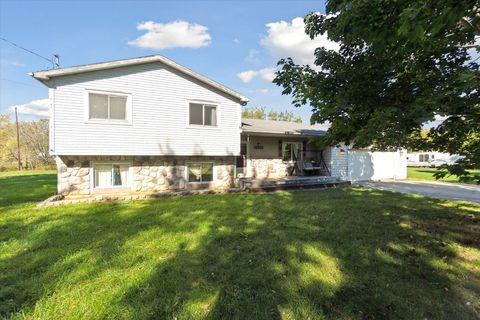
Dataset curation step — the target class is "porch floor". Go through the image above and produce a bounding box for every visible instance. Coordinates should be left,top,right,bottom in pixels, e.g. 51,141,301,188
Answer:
238,175,350,191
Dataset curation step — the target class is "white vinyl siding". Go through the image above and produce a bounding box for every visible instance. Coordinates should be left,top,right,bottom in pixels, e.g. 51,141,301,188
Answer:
49,62,242,156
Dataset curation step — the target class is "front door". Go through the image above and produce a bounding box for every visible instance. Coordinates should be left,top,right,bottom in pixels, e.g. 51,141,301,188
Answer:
282,142,303,162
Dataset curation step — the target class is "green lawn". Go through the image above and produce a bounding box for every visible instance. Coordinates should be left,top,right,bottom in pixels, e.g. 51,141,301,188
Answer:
1,172,479,319
408,167,480,184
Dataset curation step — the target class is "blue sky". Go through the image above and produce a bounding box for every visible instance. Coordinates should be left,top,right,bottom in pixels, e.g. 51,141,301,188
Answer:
0,0,330,122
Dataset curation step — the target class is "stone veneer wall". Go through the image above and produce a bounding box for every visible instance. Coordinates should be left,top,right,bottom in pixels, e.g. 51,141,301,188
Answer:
56,155,236,196
247,159,289,179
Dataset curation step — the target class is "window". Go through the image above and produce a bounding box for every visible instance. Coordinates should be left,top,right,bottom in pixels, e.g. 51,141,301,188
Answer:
187,162,213,182
419,154,429,162
94,163,130,188
89,92,128,121
282,142,303,162
189,102,217,126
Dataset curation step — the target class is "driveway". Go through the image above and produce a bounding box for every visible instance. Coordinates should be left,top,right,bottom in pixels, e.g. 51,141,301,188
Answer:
359,180,480,204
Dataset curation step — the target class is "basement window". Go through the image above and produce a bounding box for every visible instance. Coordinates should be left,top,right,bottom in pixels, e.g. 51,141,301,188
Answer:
187,162,214,183
94,163,130,188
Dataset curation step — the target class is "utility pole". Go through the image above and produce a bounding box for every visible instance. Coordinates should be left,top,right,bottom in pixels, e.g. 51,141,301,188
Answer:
15,107,21,171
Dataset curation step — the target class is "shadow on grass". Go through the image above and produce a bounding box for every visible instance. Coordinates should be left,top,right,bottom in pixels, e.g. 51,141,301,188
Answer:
1,186,479,319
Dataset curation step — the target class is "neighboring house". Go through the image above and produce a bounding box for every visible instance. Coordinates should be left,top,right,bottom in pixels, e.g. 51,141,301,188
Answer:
32,55,406,196
406,151,462,167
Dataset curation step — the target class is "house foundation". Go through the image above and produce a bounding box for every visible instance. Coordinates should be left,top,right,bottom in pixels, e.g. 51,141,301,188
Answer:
56,155,236,196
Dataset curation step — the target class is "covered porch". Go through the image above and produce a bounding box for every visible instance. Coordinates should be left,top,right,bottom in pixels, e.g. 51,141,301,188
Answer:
238,119,332,180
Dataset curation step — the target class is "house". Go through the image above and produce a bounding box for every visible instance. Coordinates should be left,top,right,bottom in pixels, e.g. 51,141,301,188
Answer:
31,55,406,196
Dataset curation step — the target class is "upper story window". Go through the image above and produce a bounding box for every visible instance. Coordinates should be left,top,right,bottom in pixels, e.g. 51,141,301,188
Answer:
88,91,131,122
189,102,217,127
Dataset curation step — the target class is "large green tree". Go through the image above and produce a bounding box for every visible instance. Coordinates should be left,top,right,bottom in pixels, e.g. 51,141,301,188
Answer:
274,1,479,182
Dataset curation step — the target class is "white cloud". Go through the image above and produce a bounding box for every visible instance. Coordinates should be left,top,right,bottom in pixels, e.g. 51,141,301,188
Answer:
250,88,269,94
258,68,276,82
237,70,258,83
245,49,261,64
237,67,277,83
261,17,339,66
128,20,211,49
233,38,240,44
9,99,49,117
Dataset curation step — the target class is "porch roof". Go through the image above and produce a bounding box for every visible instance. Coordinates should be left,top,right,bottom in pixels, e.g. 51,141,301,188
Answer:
241,119,329,137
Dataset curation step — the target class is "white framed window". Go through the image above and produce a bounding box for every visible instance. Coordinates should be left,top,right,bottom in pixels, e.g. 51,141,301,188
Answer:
282,142,303,162
186,162,214,183
188,102,218,127
93,163,130,188
86,90,132,123
419,154,429,162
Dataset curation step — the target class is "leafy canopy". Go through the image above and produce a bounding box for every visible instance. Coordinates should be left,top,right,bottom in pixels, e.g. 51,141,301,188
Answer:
274,0,479,182
0,115,53,170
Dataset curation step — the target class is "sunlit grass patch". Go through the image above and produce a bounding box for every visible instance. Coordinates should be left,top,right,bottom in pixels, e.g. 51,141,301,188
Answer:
408,167,480,184
1,173,479,319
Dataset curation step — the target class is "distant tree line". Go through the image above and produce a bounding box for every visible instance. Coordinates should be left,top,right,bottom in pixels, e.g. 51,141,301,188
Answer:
242,107,303,123
0,115,54,171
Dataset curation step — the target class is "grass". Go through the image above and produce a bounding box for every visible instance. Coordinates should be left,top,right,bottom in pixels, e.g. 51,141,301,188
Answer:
0,172,479,319
0,170,56,178
0,170,56,206
407,167,480,184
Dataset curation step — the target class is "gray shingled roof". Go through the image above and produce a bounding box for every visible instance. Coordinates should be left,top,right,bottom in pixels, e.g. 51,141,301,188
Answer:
241,118,329,136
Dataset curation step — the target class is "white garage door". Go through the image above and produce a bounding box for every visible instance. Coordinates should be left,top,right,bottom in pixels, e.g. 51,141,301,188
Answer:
348,150,402,181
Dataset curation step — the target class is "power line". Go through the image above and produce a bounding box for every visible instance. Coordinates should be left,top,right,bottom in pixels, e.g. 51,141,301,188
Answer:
0,37,53,67
1,78,43,89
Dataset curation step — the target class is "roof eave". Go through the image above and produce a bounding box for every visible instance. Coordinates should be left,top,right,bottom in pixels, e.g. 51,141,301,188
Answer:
241,130,326,137
30,55,249,103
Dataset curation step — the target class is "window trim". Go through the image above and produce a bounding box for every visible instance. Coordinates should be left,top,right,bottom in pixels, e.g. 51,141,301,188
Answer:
90,161,133,190
185,161,215,183
186,100,220,129
85,89,132,124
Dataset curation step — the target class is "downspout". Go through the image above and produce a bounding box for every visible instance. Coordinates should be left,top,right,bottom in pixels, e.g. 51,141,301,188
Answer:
246,134,251,177
50,79,56,155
